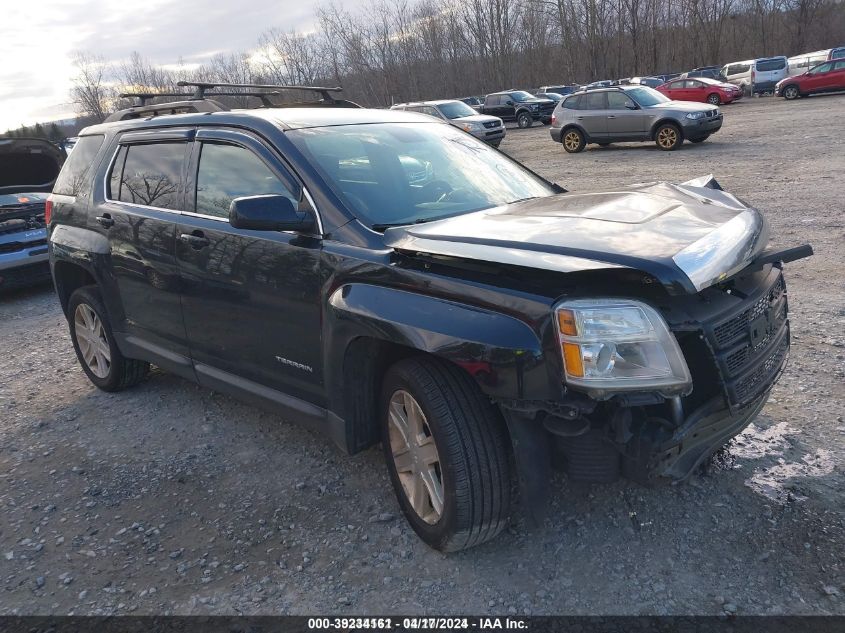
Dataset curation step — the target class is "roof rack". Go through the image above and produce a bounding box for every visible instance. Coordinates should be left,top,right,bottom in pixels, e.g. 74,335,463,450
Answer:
104,82,361,122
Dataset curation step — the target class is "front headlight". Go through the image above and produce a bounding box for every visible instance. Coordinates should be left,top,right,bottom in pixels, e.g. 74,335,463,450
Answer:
554,299,691,398
685,111,706,120
461,122,482,132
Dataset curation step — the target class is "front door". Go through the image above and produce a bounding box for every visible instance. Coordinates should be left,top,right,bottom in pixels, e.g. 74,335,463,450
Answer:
175,128,325,406
97,131,192,361
805,62,834,92
605,91,647,137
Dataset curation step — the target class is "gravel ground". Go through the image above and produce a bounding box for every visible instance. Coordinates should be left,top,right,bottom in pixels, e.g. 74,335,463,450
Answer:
1,94,843,616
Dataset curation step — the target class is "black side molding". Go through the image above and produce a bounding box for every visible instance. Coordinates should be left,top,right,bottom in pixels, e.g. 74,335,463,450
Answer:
750,244,813,270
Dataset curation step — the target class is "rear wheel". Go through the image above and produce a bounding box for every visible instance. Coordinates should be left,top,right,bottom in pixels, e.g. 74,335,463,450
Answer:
381,357,511,552
562,128,586,153
68,286,149,391
655,123,682,151
783,85,800,100
707,93,721,105
516,112,533,129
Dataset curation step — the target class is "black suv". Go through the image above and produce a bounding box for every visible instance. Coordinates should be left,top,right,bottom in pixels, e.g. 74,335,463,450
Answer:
479,90,555,128
48,83,811,552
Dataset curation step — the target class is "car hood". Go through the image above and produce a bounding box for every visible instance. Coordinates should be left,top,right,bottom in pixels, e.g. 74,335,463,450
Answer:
0,138,65,195
649,101,717,112
453,114,501,124
384,176,769,295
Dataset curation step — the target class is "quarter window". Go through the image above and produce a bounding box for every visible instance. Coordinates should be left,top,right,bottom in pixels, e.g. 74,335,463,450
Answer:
562,95,580,109
111,142,187,210
53,135,105,196
834,60,845,70
195,143,299,219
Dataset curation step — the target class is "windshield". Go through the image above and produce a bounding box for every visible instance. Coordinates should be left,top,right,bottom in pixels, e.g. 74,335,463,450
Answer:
510,91,536,102
287,123,556,229
437,101,478,119
627,87,671,106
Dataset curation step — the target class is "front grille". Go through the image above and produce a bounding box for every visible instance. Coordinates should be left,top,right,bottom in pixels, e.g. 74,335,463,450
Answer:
703,271,790,409
482,121,500,129
0,238,47,254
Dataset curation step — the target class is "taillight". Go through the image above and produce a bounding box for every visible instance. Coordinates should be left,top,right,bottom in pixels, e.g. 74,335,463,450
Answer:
551,114,557,124
44,196,53,225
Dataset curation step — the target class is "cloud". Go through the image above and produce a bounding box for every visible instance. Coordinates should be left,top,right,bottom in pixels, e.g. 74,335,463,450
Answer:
0,0,338,131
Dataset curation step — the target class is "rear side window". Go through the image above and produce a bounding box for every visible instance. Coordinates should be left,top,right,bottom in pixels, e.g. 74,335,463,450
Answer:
579,92,606,110
109,142,187,210
562,95,580,109
756,58,786,72
812,62,833,73
832,48,845,60
195,143,299,219
834,60,845,70
53,135,105,196
668,80,685,89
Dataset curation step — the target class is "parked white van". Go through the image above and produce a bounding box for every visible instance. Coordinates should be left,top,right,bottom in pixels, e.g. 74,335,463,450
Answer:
722,56,789,94
788,48,845,76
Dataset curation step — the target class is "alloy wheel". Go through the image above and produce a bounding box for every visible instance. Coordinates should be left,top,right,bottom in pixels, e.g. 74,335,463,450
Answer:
387,390,444,524
657,127,678,149
74,304,111,379
708,94,720,105
784,86,799,100
564,131,582,152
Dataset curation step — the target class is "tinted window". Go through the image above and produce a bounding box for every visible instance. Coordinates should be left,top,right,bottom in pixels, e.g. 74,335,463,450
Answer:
606,92,635,109
53,135,104,195
756,58,786,72
437,101,477,119
832,48,845,60
685,80,703,88
113,142,186,210
834,60,845,70
562,95,580,109
579,92,606,110
195,143,298,218
725,63,751,76
812,62,833,73
668,80,685,90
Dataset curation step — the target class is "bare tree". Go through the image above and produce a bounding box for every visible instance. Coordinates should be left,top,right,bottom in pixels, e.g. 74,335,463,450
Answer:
70,52,114,122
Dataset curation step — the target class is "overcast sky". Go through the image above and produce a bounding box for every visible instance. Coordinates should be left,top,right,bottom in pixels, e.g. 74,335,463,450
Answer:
0,0,338,132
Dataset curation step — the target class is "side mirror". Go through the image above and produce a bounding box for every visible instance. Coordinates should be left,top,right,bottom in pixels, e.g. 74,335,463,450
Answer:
506,100,513,105
229,194,316,233
625,103,639,110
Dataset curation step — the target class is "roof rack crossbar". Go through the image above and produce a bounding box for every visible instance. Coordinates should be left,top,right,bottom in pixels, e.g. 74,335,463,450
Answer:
176,81,343,103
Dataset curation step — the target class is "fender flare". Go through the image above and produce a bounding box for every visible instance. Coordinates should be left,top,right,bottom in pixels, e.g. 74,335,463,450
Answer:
650,117,684,140
325,283,552,409
560,123,590,143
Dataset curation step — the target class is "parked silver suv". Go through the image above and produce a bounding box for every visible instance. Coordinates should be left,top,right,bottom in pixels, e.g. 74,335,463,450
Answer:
390,100,505,147
550,86,723,152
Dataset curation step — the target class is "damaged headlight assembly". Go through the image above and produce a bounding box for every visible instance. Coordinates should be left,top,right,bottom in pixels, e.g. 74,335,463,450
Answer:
554,299,691,399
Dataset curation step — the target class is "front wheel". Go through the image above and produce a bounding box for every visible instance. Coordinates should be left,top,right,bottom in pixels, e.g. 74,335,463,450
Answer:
707,93,721,105
68,286,150,391
655,123,682,151
783,85,800,100
562,128,586,153
381,357,511,552
516,112,533,129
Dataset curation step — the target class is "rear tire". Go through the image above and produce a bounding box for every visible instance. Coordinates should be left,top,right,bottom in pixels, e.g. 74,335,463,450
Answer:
655,123,682,151
68,286,149,392
562,128,586,153
380,357,511,552
783,85,800,100
516,112,533,129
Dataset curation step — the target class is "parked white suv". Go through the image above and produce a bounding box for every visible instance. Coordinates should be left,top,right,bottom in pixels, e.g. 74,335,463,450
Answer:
722,56,788,95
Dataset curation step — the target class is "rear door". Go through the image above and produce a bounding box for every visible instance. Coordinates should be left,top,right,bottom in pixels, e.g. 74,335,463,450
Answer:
175,127,325,405
96,131,192,365
575,91,608,138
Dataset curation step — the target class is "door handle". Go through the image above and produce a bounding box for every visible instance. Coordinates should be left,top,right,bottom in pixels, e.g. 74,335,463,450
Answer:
607,115,616,118
576,116,584,120
95,214,114,228
179,231,210,249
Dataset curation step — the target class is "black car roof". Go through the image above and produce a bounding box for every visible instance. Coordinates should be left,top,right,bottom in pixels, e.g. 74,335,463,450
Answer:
81,107,440,136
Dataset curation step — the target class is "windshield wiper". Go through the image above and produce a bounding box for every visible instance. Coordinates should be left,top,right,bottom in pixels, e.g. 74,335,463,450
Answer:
371,217,436,232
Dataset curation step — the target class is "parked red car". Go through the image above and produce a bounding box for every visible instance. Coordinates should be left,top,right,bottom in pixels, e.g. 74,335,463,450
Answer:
657,77,743,105
776,59,845,100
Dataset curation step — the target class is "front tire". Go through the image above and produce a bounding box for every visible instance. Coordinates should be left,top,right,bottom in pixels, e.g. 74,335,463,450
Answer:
68,286,149,392
783,85,800,100
380,357,511,552
562,128,586,153
707,93,721,105
655,123,682,150
516,112,533,129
